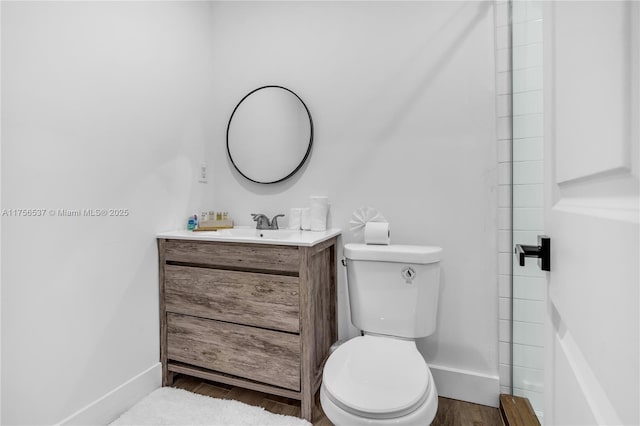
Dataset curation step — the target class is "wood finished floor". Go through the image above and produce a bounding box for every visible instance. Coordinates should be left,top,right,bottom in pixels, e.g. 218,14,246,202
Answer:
172,375,503,426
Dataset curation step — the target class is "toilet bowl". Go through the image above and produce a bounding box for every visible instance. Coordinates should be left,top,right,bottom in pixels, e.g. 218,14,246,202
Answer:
321,335,438,425
320,243,443,425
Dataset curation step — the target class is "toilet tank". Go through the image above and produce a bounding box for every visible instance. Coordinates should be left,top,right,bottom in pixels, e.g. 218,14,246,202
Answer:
344,243,442,339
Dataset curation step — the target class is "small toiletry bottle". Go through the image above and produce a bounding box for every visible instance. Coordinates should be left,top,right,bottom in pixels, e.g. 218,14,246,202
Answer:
187,216,195,231
201,211,208,222
216,211,222,221
193,214,198,229
223,211,229,220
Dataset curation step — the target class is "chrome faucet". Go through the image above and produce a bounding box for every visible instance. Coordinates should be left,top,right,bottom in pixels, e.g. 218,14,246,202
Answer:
270,214,284,230
251,213,285,230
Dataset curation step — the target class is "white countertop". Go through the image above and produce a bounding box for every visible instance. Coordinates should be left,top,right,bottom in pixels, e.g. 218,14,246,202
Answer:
157,227,342,247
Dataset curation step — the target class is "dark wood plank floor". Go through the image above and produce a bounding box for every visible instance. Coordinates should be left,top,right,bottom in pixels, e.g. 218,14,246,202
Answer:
499,394,540,426
172,375,503,426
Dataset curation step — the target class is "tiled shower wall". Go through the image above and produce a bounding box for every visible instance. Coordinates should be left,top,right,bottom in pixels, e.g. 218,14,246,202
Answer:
495,0,544,421
494,0,514,399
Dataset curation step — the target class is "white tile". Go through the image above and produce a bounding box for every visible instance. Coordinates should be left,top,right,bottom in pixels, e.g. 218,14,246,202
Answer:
497,116,512,140
498,230,511,252
513,137,543,161
496,47,511,72
511,1,527,24
499,319,512,343
513,184,543,207
513,276,545,301
513,19,543,46
499,274,511,298
524,1,543,22
498,184,512,208
513,230,540,246
499,296,512,320
498,139,512,163
513,68,543,93
497,71,512,95
500,363,512,387
499,252,513,275
513,161,543,184
513,254,545,277
513,114,543,138
513,366,543,393
498,162,512,185
513,207,543,230
499,341,512,365
513,299,544,324
498,208,512,230
497,94,512,118
512,22,526,46
513,321,544,346
513,91,543,115
495,2,510,28
513,43,543,70
513,343,544,370
495,25,510,50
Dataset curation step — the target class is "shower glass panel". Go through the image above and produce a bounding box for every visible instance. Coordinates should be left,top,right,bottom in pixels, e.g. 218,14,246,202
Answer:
510,0,544,423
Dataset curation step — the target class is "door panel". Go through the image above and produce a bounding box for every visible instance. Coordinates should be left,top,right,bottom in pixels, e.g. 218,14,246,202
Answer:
544,1,639,424
555,1,632,183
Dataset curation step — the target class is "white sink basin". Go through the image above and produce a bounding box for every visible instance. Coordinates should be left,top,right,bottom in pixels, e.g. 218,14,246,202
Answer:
158,227,341,247
216,228,298,240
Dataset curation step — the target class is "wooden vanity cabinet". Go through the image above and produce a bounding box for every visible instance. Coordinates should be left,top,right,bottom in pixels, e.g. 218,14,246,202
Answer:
157,236,338,421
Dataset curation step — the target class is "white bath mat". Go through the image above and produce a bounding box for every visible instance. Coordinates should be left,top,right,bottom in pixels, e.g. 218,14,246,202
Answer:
110,387,311,426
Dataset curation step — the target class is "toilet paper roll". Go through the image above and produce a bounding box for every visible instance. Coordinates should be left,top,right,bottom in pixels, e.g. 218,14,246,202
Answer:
364,221,390,245
288,208,302,230
300,208,311,230
310,196,329,232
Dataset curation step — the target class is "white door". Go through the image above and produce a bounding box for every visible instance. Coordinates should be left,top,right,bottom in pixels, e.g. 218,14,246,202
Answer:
543,1,639,425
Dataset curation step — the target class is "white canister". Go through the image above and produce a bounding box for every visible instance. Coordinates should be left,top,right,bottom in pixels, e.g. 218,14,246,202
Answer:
288,208,303,230
310,196,329,231
300,208,312,230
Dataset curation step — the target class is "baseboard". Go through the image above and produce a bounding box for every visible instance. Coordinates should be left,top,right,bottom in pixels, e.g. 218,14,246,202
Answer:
56,363,162,425
429,363,500,408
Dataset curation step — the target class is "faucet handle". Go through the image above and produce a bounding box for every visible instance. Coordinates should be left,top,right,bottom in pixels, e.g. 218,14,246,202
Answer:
270,214,285,230
251,213,270,229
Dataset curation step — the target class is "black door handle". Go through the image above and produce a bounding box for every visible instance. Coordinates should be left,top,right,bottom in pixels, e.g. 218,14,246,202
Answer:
515,235,550,271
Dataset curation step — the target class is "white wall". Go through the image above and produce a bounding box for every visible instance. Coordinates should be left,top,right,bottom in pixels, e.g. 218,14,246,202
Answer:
1,2,215,424
2,2,502,420
208,1,500,406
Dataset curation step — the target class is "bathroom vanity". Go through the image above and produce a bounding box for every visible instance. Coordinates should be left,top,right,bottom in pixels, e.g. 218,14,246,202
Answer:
157,228,340,421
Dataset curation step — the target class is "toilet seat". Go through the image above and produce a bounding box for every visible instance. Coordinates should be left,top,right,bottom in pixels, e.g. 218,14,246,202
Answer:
322,335,430,419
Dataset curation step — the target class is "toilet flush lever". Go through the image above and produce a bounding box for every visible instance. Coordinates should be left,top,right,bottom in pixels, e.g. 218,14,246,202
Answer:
515,235,550,271
401,267,416,284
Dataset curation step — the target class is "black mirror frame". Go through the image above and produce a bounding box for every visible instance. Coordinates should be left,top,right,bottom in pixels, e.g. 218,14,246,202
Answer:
226,85,314,184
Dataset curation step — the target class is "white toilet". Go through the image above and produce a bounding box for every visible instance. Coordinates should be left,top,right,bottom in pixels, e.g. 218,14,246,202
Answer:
320,243,443,425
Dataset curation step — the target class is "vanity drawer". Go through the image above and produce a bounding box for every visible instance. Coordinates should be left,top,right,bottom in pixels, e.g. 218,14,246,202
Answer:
164,239,300,273
167,313,301,391
164,264,300,333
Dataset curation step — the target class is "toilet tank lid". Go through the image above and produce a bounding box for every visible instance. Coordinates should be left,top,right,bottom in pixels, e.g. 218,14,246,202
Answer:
344,243,442,264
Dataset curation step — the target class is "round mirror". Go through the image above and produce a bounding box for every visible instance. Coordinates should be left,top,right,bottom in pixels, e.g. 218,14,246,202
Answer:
226,86,313,184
